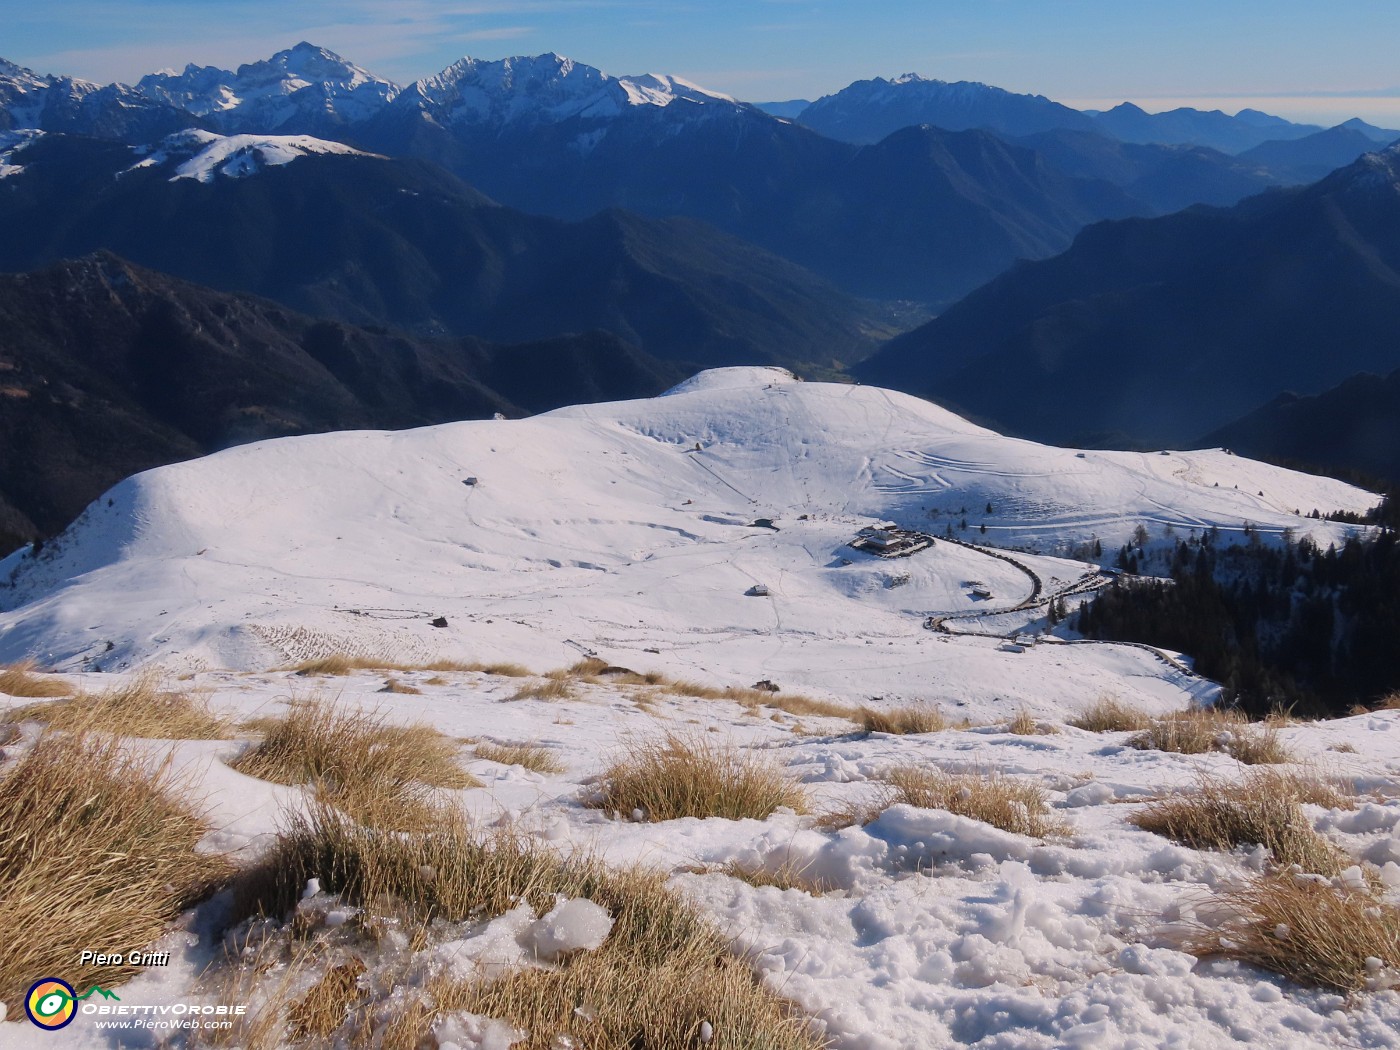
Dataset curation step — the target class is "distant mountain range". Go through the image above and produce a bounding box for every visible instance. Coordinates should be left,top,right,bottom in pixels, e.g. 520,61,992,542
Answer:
857,144,1400,449
790,75,1400,156
0,129,883,369
9,46,1394,309
0,253,686,551
795,73,1098,141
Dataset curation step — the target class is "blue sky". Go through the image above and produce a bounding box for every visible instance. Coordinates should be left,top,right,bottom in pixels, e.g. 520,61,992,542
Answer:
8,0,1400,124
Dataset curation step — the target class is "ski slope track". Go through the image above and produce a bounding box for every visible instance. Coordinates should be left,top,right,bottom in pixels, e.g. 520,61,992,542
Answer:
0,368,1375,721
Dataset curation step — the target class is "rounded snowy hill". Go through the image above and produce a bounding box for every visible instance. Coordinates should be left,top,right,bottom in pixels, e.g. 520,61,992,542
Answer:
0,368,1374,718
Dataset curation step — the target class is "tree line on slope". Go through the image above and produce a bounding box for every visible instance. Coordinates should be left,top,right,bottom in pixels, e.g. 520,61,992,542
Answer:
1077,499,1399,717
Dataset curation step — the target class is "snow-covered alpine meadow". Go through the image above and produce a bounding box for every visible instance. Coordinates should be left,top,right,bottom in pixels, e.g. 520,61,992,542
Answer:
2,368,1398,1048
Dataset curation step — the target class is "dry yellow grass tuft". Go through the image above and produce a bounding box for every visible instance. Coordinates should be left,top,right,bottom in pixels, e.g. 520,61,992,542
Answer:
0,733,229,1005
378,678,422,695
719,857,829,894
591,734,807,822
1130,708,1294,764
1006,709,1058,736
474,741,565,774
285,654,533,677
884,766,1069,838
288,958,367,1040
813,793,894,831
9,672,229,739
1132,770,1351,874
232,699,477,830
1069,695,1152,733
1186,873,1400,993
858,704,947,735
1374,690,1400,711
0,659,73,698
218,807,824,1050
508,675,576,702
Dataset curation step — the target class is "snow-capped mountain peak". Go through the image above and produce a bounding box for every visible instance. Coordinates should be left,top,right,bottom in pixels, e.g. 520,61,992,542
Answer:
404,52,739,127
125,128,377,183
0,56,49,91
135,42,399,130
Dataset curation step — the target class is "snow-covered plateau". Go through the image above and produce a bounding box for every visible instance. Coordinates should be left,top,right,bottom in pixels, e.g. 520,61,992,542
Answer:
1,367,1397,1048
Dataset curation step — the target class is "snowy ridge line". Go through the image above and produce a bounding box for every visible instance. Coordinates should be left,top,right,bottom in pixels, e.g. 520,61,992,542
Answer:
0,367,1368,718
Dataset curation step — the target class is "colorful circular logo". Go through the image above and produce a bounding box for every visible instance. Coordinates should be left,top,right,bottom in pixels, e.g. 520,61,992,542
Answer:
26,978,77,1030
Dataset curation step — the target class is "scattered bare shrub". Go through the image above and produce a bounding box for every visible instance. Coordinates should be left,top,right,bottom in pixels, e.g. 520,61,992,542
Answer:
1132,770,1350,874
473,742,565,774
884,766,1069,838
0,659,72,698
1069,696,1151,732
0,734,229,1004
1186,873,1400,993
858,704,947,735
221,808,823,1050
9,672,228,739
591,734,806,822
232,699,477,830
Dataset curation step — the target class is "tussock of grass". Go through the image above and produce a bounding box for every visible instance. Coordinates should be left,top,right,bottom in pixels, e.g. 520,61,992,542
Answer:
474,741,565,774
223,808,823,1050
1130,708,1294,764
1186,873,1400,993
1069,696,1152,732
1228,726,1293,765
813,794,893,831
0,733,229,1004
378,678,422,695
1006,709,1058,736
1131,709,1242,754
1374,690,1400,711
655,676,855,720
591,734,806,822
9,672,229,739
288,958,367,1040
508,676,576,702
232,699,477,830
884,766,1069,839
720,858,829,894
1132,770,1351,874
858,704,947,735
0,659,72,698
475,661,532,678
